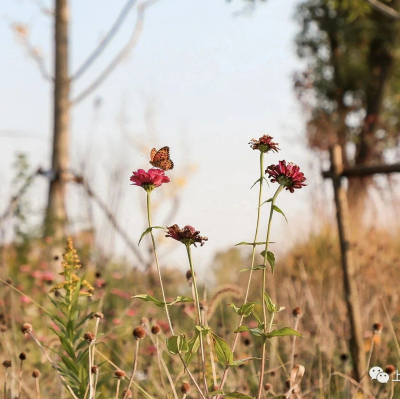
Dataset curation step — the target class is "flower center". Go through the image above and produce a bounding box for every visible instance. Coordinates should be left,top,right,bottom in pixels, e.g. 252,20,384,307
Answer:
277,175,293,187
142,183,156,192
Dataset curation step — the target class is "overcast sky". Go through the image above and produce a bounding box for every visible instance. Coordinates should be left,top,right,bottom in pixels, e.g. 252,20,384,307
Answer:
0,0,329,274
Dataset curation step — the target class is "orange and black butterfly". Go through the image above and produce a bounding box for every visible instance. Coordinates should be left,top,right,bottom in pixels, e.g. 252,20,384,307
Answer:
150,146,174,171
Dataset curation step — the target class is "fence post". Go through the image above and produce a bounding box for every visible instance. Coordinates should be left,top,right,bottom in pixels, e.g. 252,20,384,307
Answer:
330,145,367,386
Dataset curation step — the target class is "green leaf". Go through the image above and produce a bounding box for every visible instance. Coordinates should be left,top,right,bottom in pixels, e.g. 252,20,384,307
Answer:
263,292,276,314
185,333,201,365
272,205,288,223
234,326,264,337
166,334,188,355
261,198,273,206
238,265,267,273
133,294,194,307
212,333,233,366
138,226,164,246
231,357,259,367
264,327,303,339
224,392,255,399
250,178,261,189
235,242,268,246
228,302,258,317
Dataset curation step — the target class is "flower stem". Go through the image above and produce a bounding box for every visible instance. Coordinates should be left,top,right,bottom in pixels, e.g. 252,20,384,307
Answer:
257,185,283,399
145,192,206,399
123,340,140,399
186,245,208,396
146,191,174,333
218,151,265,393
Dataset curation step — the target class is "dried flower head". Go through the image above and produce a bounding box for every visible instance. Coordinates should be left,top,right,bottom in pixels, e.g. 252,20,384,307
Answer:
21,323,33,334
0,325,7,332
292,307,302,318
91,365,98,374
84,332,96,343
264,383,272,392
181,382,190,394
249,135,280,153
373,323,383,333
340,353,348,362
32,369,41,378
2,360,11,368
133,326,146,340
19,352,27,361
130,168,170,192
386,365,396,375
166,224,208,247
93,312,104,319
186,270,195,283
151,325,161,335
266,161,307,193
123,388,132,399
114,370,126,379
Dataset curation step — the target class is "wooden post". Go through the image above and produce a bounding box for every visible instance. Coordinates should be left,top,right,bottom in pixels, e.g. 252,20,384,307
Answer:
330,145,367,386
45,0,70,244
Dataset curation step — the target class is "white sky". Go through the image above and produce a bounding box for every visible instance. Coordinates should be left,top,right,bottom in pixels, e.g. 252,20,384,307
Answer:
0,0,328,274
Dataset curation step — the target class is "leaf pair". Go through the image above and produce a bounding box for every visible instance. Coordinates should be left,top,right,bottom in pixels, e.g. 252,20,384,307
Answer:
138,226,164,246
133,294,194,307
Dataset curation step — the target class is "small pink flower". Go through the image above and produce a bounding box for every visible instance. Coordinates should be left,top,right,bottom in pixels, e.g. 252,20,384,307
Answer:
127,309,137,317
266,160,306,193
41,271,55,283
20,296,31,304
130,168,170,192
166,224,208,247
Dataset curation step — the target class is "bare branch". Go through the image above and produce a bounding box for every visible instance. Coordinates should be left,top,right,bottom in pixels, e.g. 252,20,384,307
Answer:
74,173,146,265
72,0,160,105
366,0,400,20
72,0,138,81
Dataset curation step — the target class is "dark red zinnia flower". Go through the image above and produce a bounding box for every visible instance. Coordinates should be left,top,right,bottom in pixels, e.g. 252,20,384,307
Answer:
249,135,280,153
130,168,170,192
265,160,306,193
166,224,208,247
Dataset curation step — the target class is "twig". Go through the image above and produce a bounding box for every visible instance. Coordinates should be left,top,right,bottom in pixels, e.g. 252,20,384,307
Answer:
123,340,140,399
366,0,400,20
72,0,160,105
72,0,138,80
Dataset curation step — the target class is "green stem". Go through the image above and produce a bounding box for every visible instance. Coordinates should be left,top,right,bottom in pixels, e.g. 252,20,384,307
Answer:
186,245,209,396
257,185,283,399
146,191,174,333
145,192,206,399
218,151,266,394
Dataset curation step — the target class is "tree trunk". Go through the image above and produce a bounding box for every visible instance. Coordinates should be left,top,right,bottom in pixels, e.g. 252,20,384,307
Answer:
44,0,70,247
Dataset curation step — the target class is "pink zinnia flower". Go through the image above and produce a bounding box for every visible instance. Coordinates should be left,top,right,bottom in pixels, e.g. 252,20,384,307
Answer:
166,224,208,247
130,168,170,192
249,135,280,153
266,160,307,193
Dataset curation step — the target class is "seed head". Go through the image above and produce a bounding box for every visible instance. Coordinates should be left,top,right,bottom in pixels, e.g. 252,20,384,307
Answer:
373,323,383,333
151,325,161,335
181,383,190,394
0,325,7,332
340,353,348,362
2,360,11,368
19,352,27,361
32,369,41,378
386,365,396,375
84,332,96,342
21,323,33,334
114,370,125,379
91,365,98,374
292,307,301,318
123,388,132,398
264,383,272,392
133,326,146,340
93,312,104,319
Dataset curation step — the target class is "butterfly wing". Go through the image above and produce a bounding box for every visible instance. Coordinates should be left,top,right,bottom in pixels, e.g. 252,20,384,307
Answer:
150,146,174,170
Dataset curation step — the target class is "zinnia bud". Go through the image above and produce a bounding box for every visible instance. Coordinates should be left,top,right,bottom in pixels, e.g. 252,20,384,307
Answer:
133,326,146,340
21,323,33,334
114,370,125,379
32,370,41,378
181,383,190,394
151,325,161,335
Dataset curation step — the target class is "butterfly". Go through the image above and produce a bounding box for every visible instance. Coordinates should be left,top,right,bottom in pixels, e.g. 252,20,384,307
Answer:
150,146,174,171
